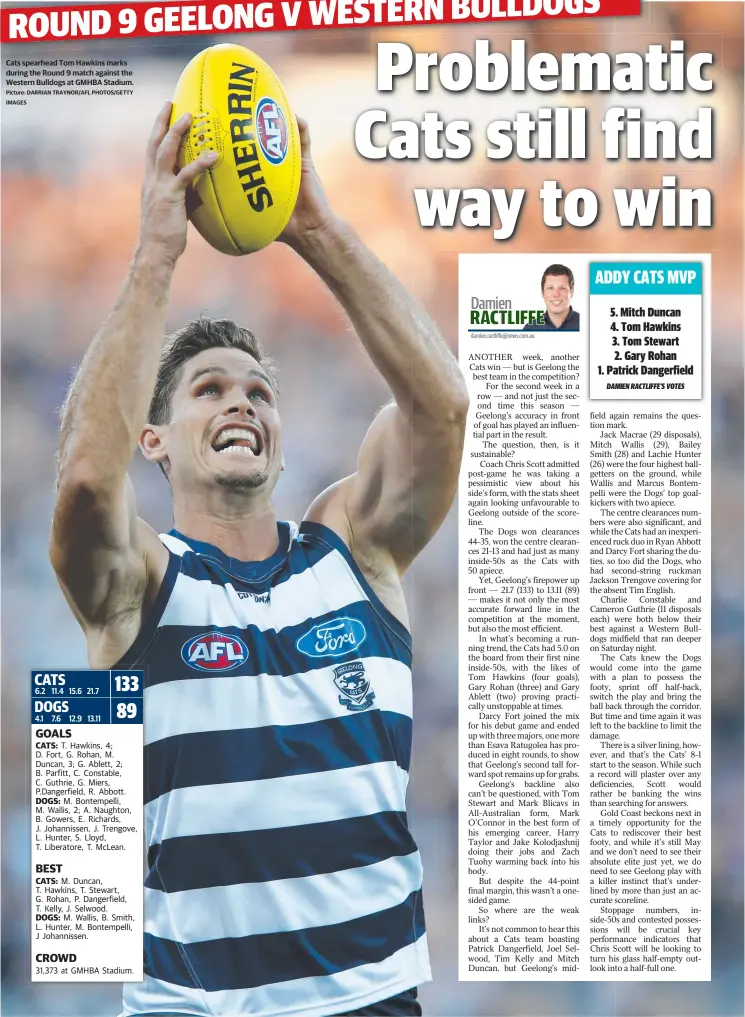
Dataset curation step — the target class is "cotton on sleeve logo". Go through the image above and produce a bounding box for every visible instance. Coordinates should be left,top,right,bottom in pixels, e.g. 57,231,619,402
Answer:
296,617,367,659
256,98,288,165
181,632,248,671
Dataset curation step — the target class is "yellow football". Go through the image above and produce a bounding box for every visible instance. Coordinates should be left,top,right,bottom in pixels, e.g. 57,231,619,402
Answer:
170,43,301,255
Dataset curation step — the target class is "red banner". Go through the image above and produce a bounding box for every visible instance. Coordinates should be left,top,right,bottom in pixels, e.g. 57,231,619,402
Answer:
1,0,641,42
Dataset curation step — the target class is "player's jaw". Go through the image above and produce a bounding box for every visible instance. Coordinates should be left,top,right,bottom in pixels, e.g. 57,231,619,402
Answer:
206,417,276,491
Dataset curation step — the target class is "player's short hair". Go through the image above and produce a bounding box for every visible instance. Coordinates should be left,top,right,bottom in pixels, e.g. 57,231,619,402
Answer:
149,316,278,425
541,264,574,291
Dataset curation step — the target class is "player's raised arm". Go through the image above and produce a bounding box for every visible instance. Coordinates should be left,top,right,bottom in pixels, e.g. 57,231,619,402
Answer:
50,105,217,660
281,119,469,575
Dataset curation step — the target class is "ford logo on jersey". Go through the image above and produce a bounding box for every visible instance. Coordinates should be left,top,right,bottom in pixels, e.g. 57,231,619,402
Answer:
181,631,249,671
296,617,367,659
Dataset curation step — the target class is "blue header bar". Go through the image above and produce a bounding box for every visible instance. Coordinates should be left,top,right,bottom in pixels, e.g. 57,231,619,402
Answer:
31,670,144,724
590,262,702,295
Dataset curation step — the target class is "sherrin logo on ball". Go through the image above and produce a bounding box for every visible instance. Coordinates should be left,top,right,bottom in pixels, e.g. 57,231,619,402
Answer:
181,631,249,671
170,43,301,255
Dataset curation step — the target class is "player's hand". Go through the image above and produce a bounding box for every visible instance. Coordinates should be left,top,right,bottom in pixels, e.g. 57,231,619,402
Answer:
138,102,218,266
278,117,337,250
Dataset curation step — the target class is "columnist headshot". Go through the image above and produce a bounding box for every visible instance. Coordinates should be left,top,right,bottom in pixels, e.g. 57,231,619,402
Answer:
526,263,580,331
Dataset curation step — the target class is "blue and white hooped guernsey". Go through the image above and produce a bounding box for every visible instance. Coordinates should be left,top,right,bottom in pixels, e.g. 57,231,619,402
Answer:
119,520,431,1017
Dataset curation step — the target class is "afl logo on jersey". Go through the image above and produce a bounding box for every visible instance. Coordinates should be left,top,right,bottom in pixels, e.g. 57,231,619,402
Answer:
181,631,248,671
256,98,288,165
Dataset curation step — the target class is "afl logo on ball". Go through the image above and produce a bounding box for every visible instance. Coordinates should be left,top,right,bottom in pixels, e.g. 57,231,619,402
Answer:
256,97,288,165
181,631,248,671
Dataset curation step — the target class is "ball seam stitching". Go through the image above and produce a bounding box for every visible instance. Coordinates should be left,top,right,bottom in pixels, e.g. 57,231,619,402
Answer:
201,48,240,254
262,73,301,247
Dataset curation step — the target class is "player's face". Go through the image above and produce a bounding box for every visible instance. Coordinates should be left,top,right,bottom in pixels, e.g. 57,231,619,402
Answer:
542,274,573,317
163,348,281,494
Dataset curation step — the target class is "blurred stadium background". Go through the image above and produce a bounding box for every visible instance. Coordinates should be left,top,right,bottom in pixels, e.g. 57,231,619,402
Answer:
1,3,742,1015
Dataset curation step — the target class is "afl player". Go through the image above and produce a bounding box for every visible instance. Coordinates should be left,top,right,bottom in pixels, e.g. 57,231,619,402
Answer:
51,106,468,1017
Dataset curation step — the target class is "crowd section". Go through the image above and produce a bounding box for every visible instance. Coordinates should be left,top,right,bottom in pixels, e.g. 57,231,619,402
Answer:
2,6,742,1015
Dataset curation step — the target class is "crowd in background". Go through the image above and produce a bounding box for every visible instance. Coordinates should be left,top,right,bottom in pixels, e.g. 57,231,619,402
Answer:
2,5,742,1014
